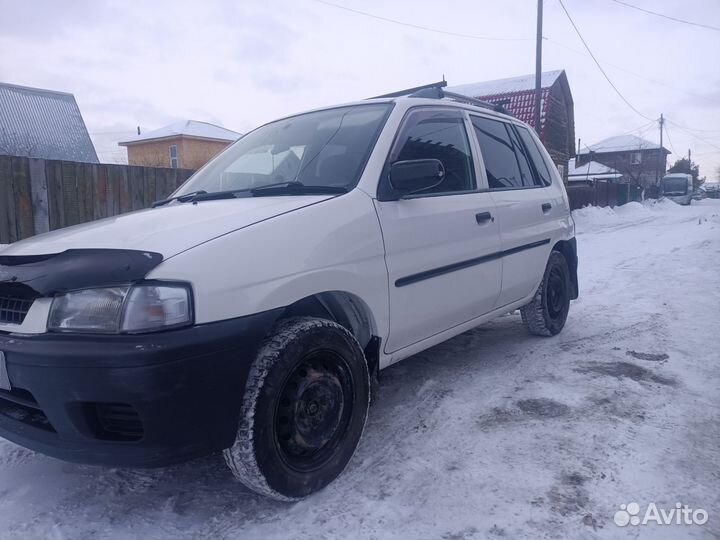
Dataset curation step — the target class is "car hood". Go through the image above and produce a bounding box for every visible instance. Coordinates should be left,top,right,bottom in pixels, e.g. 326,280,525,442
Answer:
1,196,334,258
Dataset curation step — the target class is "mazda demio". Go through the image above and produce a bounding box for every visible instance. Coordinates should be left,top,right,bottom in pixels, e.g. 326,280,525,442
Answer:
0,83,578,500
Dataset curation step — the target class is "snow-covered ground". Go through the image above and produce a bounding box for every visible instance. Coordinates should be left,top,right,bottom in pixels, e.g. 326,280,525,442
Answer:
1,199,719,539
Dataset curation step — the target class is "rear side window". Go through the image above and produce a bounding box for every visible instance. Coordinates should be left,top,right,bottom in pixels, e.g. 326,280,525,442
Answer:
471,116,536,189
391,109,476,195
516,126,552,186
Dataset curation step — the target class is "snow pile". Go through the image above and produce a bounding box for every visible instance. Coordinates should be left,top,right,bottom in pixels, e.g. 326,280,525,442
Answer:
572,198,699,234
642,198,683,212
572,201,649,234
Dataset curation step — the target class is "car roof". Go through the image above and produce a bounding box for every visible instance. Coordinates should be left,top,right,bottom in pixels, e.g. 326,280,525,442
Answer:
291,96,521,125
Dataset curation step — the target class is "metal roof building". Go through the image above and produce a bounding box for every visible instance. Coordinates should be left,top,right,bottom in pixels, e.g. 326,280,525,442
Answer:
118,120,241,146
577,134,668,155
448,70,575,177
0,82,98,163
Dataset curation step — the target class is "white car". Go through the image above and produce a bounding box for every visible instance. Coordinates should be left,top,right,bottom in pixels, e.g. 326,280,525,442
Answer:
0,83,578,500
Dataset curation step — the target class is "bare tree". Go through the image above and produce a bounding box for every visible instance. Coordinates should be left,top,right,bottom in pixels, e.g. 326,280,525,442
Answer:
602,139,657,201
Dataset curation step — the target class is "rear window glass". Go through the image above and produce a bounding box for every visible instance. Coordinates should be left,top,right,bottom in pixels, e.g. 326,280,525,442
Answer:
516,126,553,186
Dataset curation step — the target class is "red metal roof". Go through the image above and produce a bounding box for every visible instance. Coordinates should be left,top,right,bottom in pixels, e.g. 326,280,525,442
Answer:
448,71,570,144
475,88,552,138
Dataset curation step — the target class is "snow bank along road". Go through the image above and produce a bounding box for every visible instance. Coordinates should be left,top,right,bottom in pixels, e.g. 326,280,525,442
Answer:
1,200,718,540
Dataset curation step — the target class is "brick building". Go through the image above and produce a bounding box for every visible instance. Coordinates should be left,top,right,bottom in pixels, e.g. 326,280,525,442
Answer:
448,70,575,180
119,120,241,169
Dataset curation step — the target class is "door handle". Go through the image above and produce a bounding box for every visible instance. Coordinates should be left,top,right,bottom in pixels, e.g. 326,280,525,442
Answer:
475,211,494,224
541,203,552,213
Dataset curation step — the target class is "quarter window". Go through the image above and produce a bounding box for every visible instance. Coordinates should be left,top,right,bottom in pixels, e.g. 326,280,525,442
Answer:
391,110,476,195
471,116,536,189
516,126,553,186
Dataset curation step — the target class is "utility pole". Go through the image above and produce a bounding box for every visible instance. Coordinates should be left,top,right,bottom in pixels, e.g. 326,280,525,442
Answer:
688,148,691,164
534,0,543,133
657,113,664,186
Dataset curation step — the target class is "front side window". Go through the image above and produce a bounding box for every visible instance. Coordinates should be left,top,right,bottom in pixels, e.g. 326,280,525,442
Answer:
175,104,391,196
389,109,475,195
472,116,535,189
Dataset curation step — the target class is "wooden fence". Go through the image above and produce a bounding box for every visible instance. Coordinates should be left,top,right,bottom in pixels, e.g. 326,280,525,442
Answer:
1,154,662,243
0,156,194,243
566,181,644,211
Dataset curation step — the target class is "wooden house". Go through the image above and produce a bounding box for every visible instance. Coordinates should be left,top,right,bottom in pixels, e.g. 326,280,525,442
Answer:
448,70,575,181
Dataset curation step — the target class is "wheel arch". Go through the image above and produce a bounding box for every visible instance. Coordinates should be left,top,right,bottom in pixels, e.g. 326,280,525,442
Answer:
281,291,381,377
552,238,579,299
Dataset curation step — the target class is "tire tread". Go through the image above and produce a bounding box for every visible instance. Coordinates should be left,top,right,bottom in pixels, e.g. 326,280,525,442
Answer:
223,317,368,501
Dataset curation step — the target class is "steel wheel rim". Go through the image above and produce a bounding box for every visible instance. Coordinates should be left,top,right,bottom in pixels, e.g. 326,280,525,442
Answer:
274,350,354,473
546,267,566,319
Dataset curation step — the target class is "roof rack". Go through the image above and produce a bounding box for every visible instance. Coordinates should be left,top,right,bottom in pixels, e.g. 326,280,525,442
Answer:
369,80,447,99
368,80,508,114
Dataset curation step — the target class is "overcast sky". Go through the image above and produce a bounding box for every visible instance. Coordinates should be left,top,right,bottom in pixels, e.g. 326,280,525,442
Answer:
1,0,719,179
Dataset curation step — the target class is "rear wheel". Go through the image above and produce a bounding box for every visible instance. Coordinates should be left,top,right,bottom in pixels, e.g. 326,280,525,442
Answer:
520,251,571,336
224,317,370,501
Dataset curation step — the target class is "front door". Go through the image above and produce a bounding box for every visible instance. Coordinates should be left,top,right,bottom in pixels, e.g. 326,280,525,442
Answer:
375,108,503,353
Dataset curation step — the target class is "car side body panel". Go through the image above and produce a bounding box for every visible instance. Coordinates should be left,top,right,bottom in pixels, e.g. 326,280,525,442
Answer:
147,190,390,339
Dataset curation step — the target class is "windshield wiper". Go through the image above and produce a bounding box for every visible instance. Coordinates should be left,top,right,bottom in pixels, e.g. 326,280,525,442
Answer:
250,181,347,196
152,190,208,208
153,183,346,206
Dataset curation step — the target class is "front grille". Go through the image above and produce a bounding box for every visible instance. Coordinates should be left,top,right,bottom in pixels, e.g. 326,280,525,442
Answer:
0,387,56,432
0,284,38,325
91,403,144,441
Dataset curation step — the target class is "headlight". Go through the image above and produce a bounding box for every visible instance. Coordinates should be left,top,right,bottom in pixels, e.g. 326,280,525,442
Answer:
48,283,192,334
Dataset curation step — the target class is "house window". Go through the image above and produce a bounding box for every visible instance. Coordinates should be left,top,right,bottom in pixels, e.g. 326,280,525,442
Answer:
170,144,178,168
630,152,642,165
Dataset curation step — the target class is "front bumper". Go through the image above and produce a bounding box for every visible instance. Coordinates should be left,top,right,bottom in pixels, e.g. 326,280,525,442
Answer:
0,309,282,467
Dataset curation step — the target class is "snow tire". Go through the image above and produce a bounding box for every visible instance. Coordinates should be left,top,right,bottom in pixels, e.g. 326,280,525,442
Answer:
520,251,571,336
223,317,370,501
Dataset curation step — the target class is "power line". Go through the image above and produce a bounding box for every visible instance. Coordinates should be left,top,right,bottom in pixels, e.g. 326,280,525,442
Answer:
545,38,720,106
669,120,720,151
663,122,677,155
609,0,720,33
614,119,657,139
310,0,533,41
556,0,655,121
660,121,720,135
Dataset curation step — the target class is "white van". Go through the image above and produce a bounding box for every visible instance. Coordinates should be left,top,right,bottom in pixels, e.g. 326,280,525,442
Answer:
0,83,578,500
662,173,693,205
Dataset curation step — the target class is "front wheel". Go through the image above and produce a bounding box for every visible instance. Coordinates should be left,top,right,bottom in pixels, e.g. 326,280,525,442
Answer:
520,251,571,336
224,317,370,501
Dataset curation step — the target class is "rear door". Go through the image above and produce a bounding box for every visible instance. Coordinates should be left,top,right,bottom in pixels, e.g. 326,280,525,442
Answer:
470,116,561,307
375,107,502,353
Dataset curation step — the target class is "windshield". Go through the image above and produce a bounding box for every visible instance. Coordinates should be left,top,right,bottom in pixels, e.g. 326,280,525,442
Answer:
663,177,689,195
175,103,391,196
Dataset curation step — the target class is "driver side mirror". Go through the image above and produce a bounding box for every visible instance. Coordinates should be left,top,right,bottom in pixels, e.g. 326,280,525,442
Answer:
388,159,445,198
